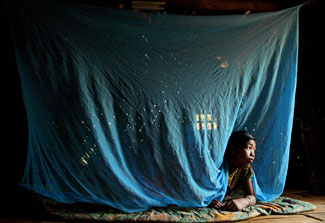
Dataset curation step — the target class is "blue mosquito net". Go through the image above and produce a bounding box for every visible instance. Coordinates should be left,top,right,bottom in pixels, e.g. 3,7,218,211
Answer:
8,0,301,213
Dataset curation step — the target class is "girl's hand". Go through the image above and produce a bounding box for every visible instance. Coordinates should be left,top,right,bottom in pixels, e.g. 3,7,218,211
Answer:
222,198,247,211
209,199,223,209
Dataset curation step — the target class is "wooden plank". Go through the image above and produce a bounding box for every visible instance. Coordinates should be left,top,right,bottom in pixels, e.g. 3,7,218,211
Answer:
132,1,166,10
241,189,325,223
133,1,166,5
166,0,280,12
302,213,325,222
242,214,323,222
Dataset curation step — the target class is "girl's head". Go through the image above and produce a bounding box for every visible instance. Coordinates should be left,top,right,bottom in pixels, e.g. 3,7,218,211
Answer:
226,131,256,166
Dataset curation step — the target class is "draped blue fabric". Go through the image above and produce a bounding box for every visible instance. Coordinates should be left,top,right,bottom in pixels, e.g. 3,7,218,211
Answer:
8,0,300,213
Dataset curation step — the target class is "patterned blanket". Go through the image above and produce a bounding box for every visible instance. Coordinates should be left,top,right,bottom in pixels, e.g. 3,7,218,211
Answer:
39,195,316,222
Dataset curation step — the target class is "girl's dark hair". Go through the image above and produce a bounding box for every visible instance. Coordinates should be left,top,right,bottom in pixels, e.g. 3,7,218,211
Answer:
226,131,256,157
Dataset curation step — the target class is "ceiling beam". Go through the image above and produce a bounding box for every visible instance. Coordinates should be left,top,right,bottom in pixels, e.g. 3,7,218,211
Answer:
166,0,280,12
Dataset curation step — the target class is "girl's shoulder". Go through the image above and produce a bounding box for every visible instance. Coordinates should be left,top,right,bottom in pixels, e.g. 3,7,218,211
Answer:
241,164,253,180
229,164,253,180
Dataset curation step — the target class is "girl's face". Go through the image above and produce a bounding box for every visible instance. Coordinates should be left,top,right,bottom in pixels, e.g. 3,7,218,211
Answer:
232,140,256,166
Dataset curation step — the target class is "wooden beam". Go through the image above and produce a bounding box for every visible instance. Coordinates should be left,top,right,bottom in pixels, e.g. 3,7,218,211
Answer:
132,1,166,10
166,0,280,12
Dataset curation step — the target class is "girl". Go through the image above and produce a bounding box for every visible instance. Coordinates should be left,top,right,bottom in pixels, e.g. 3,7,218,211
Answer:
210,131,257,211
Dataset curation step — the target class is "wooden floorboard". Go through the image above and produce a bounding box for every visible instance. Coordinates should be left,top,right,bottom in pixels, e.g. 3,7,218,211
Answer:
0,189,324,223
241,189,325,223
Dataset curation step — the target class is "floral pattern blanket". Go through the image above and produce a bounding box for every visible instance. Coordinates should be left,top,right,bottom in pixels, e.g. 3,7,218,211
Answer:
39,195,316,222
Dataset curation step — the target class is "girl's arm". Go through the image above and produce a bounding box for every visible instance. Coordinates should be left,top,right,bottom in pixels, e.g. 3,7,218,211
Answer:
222,178,256,211
243,178,256,206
